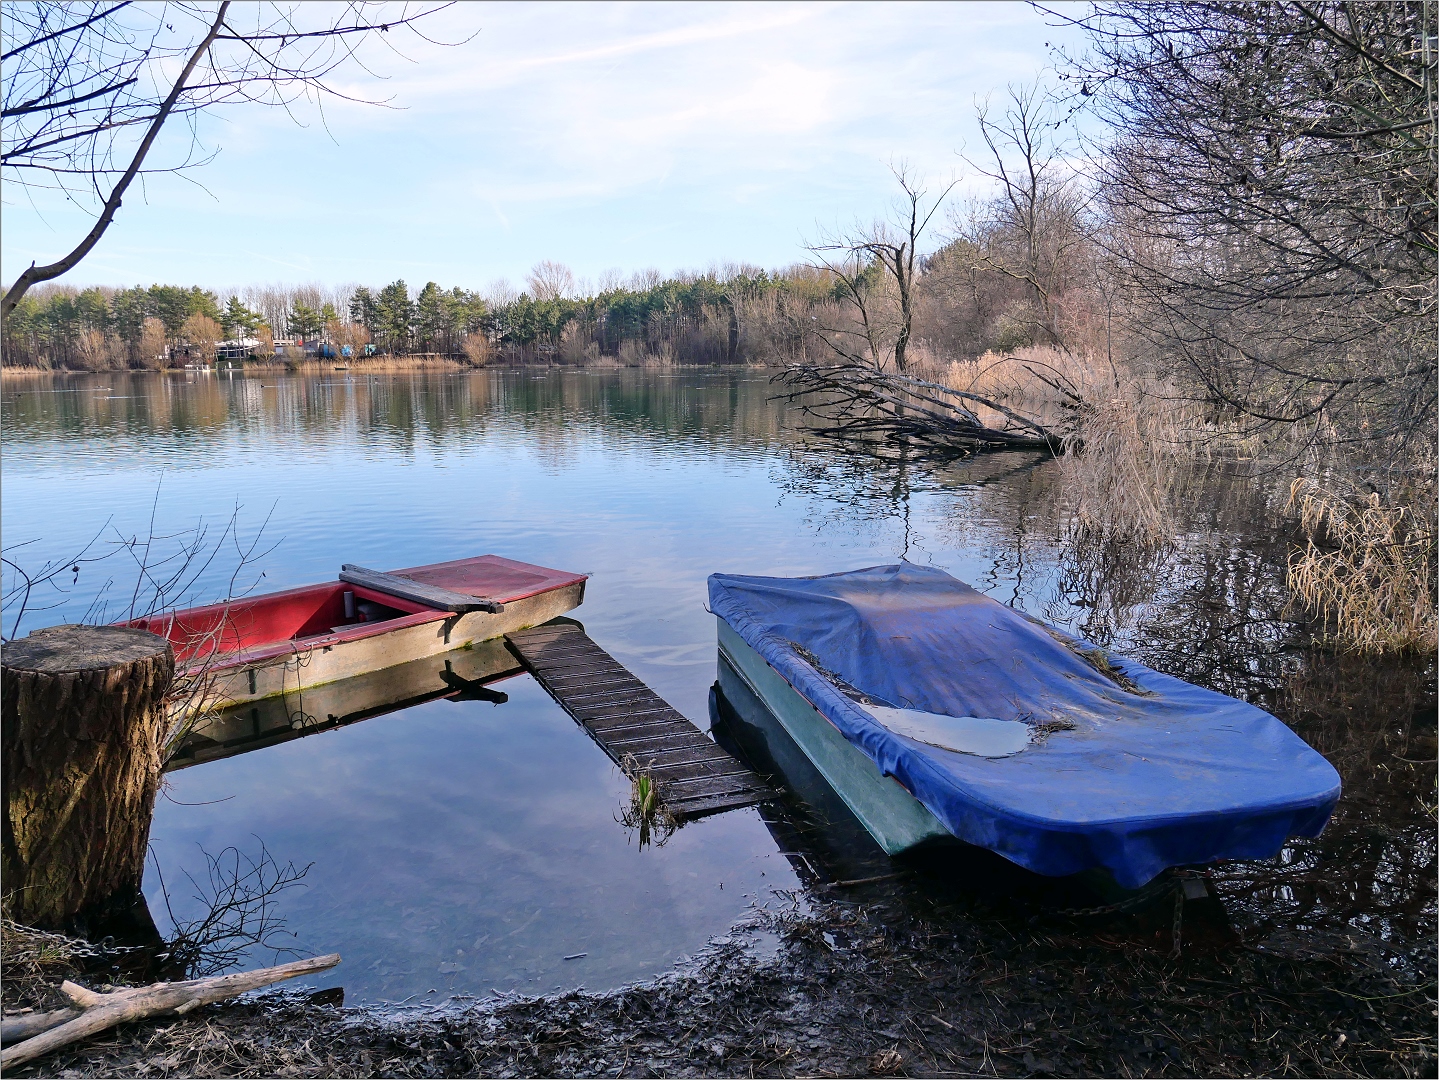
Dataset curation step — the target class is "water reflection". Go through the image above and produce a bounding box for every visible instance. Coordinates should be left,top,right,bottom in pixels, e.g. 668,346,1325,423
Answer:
152,671,798,1002
166,638,523,771
2,367,1431,997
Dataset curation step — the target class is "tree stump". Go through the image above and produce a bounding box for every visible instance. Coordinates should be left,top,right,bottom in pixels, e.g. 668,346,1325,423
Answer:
2,624,173,931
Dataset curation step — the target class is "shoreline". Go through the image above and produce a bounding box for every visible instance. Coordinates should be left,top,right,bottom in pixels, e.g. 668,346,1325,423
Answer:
4,883,1430,1078
1,358,777,377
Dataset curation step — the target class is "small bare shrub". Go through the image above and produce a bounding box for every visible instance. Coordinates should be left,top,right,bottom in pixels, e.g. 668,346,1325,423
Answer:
461,332,493,367
558,321,587,364
137,317,168,369
1287,477,1437,654
73,328,117,371
181,313,221,364
328,319,370,360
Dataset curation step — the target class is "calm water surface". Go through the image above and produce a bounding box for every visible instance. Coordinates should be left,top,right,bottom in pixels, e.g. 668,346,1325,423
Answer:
2,368,1431,1001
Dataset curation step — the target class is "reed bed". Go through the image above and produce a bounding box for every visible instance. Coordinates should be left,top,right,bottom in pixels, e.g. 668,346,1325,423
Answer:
925,346,1204,547
1287,477,1437,654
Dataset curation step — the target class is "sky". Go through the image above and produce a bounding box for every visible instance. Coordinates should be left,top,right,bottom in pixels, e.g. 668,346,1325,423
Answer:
2,1,1090,295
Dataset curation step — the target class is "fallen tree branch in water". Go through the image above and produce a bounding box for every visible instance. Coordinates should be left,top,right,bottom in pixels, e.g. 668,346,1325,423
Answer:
775,363,1070,453
0,953,340,1067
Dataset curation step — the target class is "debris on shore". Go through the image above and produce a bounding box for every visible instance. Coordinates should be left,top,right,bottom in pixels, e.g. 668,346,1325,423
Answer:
3,882,1431,1078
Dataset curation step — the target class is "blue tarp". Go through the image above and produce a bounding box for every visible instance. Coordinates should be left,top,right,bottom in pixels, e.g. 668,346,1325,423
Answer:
708,563,1341,888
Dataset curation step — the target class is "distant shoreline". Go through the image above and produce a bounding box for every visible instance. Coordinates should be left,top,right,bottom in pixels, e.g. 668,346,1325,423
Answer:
1,357,779,377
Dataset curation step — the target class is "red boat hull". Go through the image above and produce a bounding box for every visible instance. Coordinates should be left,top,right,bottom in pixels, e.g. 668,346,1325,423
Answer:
125,555,587,706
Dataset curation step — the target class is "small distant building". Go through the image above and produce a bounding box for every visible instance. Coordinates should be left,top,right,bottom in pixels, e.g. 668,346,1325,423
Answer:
217,337,263,360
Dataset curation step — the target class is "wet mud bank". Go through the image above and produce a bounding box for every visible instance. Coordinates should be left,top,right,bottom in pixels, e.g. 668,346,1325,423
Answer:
5,877,1432,1079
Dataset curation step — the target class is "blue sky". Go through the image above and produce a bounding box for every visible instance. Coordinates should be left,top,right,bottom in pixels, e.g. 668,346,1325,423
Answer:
2,2,1087,295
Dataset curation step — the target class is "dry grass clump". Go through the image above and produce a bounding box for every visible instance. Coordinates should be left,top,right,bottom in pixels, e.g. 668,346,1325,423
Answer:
1,916,87,1010
1287,477,1437,654
1058,389,1201,547
934,345,1112,426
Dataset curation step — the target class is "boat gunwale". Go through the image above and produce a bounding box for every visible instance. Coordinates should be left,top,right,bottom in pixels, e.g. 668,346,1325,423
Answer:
130,557,590,675
132,582,449,674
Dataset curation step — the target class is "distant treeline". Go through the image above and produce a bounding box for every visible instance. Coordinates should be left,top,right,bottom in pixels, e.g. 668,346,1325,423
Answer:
1,246,1057,371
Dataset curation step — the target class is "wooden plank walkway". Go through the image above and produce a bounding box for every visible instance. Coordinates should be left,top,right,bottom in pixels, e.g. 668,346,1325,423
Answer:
506,622,774,820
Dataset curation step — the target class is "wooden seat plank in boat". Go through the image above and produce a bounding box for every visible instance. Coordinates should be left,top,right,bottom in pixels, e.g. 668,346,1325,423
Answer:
339,565,504,613
506,623,775,821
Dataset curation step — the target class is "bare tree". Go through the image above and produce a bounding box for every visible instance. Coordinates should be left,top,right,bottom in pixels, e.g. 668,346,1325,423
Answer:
1052,1,1436,470
808,166,956,373
138,315,167,368
484,277,519,307
2,2,464,319
180,312,221,363
525,260,575,301
948,82,1091,351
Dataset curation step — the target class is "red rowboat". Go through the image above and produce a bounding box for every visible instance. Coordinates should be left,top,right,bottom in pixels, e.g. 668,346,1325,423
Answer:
125,555,587,708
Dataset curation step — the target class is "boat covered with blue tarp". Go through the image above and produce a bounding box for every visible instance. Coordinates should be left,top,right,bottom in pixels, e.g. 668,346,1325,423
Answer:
708,563,1341,888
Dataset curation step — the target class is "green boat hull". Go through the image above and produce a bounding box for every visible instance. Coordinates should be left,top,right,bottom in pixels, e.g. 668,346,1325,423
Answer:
717,617,952,855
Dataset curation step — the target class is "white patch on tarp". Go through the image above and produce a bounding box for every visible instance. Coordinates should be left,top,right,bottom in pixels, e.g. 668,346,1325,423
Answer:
865,706,1031,758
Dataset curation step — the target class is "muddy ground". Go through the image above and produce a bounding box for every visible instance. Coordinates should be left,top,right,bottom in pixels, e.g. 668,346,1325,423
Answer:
5,845,1433,1079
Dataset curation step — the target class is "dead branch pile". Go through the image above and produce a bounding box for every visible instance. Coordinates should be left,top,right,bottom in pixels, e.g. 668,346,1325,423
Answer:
776,362,1072,453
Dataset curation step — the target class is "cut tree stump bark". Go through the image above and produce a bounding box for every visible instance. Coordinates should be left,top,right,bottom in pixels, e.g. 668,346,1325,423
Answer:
2,624,174,931
0,953,342,1067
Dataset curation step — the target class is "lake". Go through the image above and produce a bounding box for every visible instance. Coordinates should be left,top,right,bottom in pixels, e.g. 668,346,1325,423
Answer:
2,366,1431,1004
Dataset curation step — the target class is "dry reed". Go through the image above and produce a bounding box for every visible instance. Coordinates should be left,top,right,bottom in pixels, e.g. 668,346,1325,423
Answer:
931,346,1202,546
1286,477,1437,654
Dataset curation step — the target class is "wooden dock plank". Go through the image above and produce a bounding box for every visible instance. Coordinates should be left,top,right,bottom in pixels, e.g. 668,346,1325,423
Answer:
506,623,775,821
606,731,711,753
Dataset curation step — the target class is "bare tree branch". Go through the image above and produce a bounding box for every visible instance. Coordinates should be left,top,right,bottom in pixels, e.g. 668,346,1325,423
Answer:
1,2,466,318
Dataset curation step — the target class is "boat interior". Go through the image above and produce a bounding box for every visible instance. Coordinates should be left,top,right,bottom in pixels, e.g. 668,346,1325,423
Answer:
130,582,435,664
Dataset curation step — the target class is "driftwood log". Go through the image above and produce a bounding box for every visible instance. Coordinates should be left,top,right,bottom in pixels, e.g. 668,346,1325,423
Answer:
776,363,1072,453
2,624,173,930
0,1008,81,1045
0,953,342,1067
